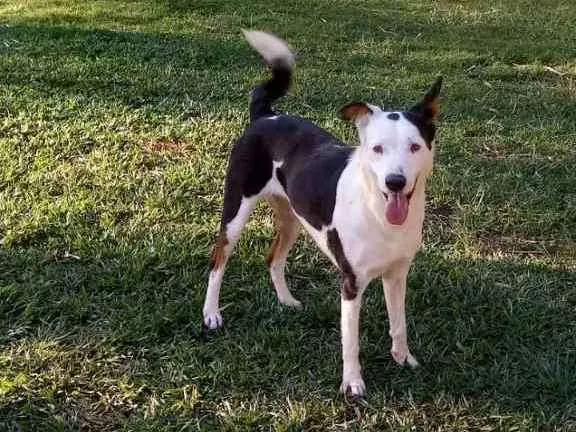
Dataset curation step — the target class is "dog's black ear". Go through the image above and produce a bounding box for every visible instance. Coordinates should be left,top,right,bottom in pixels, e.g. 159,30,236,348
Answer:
405,77,442,147
409,76,442,121
339,102,373,122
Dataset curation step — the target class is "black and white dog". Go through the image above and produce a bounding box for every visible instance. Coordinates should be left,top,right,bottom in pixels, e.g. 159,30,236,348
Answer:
203,30,442,396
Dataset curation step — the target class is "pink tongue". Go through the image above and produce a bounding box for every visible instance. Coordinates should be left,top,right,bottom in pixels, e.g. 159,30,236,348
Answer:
386,193,409,225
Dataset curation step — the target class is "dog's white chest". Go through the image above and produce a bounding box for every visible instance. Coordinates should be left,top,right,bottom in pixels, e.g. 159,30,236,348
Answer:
330,161,424,281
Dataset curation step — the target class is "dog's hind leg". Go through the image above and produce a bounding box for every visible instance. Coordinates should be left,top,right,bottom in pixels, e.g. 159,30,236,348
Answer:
266,196,301,307
203,195,257,329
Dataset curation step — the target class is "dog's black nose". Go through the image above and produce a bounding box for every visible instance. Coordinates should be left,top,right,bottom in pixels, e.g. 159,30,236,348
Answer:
385,174,406,192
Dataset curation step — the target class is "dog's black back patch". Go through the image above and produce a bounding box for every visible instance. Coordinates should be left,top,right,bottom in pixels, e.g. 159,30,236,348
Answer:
255,115,352,230
220,115,352,231
284,145,351,230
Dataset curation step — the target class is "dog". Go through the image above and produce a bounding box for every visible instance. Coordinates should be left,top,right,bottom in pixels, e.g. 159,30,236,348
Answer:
202,30,442,397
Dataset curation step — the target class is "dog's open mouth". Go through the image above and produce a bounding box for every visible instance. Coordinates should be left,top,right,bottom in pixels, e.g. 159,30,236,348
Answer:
382,189,414,225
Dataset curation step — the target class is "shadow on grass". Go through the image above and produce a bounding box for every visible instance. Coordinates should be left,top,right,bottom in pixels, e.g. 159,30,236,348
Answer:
1,1,575,429
1,3,574,117
0,23,258,117
0,239,574,429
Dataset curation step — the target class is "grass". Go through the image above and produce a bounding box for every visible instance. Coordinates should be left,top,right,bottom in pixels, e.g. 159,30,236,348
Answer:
0,0,575,430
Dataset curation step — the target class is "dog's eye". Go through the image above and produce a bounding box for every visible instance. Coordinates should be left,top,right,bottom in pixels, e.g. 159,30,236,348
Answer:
373,145,383,154
410,143,421,153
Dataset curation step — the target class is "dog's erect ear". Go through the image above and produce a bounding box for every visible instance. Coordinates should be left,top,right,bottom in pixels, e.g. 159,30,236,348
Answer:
409,76,442,121
339,102,373,122
405,77,442,148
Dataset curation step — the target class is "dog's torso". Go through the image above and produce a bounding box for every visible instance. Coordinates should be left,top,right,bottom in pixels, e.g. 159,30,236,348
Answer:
229,114,425,285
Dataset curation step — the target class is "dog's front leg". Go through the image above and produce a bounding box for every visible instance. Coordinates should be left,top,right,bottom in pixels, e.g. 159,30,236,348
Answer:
382,268,419,368
340,276,367,397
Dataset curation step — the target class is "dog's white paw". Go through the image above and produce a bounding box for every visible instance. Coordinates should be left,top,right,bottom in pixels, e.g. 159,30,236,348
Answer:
340,377,366,397
391,348,419,368
279,296,302,308
203,310,223,329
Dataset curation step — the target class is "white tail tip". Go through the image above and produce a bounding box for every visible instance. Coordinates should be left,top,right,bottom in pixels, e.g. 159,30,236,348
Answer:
242,29,295,68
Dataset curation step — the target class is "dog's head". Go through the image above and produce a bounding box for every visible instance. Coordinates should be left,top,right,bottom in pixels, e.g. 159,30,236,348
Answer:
339,77,442,226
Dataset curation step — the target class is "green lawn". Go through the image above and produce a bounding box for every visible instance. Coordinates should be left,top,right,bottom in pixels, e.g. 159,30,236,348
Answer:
1,0,575,430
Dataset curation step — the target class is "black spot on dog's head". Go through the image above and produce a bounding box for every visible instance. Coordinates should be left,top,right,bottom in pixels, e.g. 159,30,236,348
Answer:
387,112,400,120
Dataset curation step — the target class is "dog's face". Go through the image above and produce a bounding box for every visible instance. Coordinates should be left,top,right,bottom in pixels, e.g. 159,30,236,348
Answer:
340,78,442,225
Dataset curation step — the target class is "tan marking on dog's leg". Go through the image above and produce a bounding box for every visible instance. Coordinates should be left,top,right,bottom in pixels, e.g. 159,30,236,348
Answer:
382,269,419,368
203,197,257,329
210,232,229,270
266,196,301,307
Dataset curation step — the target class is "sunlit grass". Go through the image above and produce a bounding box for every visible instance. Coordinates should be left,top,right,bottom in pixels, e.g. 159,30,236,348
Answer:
0,0,575,430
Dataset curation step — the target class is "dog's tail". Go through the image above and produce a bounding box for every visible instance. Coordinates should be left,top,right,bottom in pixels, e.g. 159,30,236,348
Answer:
242,30,295,122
